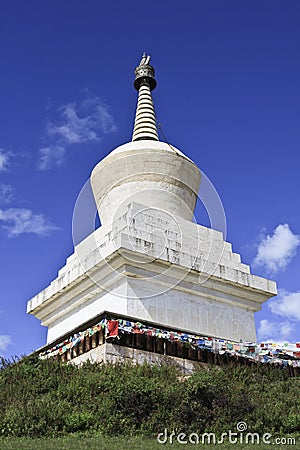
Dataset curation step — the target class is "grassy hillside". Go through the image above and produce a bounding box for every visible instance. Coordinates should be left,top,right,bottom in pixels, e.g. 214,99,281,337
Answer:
0,356,299,440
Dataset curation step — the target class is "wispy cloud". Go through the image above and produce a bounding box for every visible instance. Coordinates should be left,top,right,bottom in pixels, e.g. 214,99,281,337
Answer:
37,146,65,171
0,149,11,171
269,290,300,321
258,319,275,340
0,184,14,204
47,99,116,144
37,96,116,170
253,224,300,273
0,208,59,237
258,318,294,341
0,335,12,352
258,289,300,342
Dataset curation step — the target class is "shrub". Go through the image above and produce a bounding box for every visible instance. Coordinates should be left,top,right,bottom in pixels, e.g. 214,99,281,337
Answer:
0,356,298,437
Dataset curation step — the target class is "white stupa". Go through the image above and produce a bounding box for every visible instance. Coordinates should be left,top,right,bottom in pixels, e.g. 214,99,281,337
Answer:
27,54,276,359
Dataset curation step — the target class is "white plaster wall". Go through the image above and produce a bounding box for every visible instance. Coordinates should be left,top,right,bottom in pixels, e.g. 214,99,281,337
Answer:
126,278,256,342
46,280,128,343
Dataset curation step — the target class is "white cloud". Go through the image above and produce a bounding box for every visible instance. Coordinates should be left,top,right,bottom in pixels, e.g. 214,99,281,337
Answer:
37,97,116,169
269,290,300,321
254,224,300,273
0,184,14,204
0,335,12,352
46,98,116,145
0,208,59,237
258,290,300,342
279,321,294,339
0,149,11,171
258,319,275,340
37,146,65,171
257,318,294,341
83,97,117,134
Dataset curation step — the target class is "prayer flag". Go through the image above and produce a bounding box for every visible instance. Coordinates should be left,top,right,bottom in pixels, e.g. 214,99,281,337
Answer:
106,320,119,338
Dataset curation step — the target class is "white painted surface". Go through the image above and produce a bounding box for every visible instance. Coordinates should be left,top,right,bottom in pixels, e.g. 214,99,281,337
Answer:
27,202,276,345
90,140,201,224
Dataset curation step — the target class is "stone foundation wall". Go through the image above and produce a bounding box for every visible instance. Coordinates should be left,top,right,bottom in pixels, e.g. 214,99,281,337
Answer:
70,342,208,375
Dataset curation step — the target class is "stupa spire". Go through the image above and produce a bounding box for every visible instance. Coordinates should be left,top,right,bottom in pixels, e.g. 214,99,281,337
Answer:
132,53,159,141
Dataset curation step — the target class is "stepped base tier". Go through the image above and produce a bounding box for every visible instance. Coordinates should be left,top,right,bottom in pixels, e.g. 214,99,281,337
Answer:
27,202,276,345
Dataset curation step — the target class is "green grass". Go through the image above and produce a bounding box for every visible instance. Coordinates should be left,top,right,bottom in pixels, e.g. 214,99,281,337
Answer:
0,356,299,442
0,434,298,450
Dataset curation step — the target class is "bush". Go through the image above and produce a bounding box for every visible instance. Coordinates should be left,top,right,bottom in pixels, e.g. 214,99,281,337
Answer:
0,356,299,437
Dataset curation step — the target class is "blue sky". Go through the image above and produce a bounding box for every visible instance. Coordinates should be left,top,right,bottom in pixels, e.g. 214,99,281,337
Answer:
1,1,300,358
